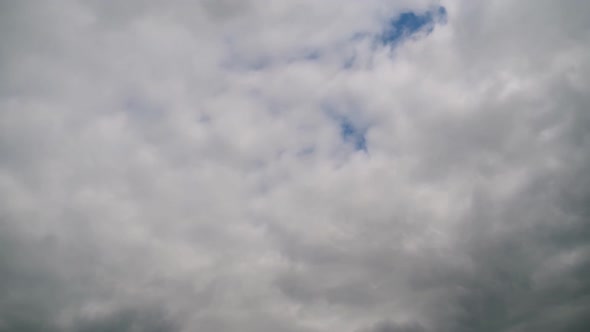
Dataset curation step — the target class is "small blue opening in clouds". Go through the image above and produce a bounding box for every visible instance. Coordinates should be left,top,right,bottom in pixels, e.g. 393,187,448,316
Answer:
322,102,369,152
381,6,447,45
340,118,367,152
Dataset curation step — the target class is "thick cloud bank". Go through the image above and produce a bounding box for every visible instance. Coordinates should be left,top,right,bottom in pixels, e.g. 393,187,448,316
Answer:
1,1,589,331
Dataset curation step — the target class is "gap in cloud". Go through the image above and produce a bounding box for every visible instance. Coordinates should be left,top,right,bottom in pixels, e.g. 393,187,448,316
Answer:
380,6,447,46
340,118,367,152
322,102,370,153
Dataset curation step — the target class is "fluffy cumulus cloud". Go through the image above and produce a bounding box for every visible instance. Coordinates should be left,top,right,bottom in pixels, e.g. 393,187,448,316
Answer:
1,0,589,331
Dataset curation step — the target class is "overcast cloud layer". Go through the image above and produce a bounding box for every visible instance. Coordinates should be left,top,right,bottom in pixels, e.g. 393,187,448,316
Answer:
1,1,590,331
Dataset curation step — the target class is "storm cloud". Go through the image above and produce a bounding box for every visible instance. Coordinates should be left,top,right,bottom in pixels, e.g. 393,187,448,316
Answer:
1,0,589,331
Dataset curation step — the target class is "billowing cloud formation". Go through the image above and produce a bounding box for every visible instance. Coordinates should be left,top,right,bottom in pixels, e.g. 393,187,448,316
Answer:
1,0,589,331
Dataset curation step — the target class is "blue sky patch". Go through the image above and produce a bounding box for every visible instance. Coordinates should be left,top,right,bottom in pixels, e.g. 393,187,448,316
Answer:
380,6,447,46
340,117,367,152
322,102,369,152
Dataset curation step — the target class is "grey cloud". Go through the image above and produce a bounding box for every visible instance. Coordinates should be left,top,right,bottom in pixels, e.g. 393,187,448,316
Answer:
72,307,178,332
362,321,427,332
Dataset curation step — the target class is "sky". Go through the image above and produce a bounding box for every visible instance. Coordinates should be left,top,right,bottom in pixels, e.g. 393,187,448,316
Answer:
1,1,590,331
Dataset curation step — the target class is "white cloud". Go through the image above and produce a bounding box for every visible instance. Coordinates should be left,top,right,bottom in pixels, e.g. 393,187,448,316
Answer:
1,1,589,331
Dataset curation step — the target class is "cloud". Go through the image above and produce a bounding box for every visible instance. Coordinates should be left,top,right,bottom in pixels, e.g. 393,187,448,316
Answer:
361,321,427,332
1,0,589,331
